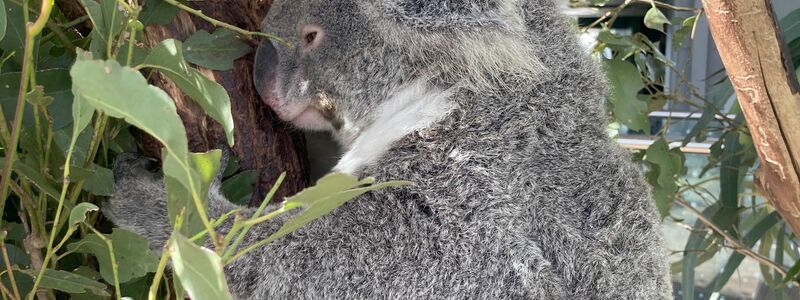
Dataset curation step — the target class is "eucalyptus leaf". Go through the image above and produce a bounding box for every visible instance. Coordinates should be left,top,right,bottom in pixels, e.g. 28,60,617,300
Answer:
264,173,411,244
82,165,114,196
221,170,258,205
644,138,683,217
604,59,648,131
644,6,670,33
0,159,61,201
0,0,6,42
78,0,126,59
169,234,233,300
140,0,179,25
712,212,780,291
67,229,159,284
143,39,235,145
70,57,197,194
0,1,25,64
25,269,110,296
183,29,251,71
69,203,100,228
780,7,800,44
1,270,32,297
166,150,221,238
0,243,30,269
25,85,53,106
672,15,697,50
681,204,719,300
3,222,26,241
0,69,75,130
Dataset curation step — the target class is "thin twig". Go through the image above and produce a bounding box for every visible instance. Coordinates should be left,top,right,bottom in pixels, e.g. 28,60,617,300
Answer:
0,243,21,300
676,198,788,277
161,0,291,46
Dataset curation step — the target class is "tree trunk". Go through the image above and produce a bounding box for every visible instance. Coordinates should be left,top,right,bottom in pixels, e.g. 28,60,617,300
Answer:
138,1,309,204
701,0,800,234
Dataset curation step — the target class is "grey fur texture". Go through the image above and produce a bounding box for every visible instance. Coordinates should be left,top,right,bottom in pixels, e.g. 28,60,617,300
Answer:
105,0,673,298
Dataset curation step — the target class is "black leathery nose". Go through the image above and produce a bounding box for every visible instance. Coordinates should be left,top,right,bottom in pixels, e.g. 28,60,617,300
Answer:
253,40,279,101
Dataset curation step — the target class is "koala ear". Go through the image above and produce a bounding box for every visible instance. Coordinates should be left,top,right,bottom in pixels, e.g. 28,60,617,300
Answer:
383,0,520,30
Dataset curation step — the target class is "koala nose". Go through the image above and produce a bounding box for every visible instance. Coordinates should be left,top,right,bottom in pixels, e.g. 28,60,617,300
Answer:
301,25,324,51
253,40,278,102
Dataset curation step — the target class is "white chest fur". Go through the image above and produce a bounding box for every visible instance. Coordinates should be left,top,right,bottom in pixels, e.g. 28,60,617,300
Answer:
333,81,455,174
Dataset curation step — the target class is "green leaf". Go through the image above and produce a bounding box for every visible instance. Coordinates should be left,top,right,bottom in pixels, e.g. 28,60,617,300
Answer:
682,79,733,145
82,165,114,196
644,138,683,217
712,212,781,291
1,270,32,297
264,173,411,244
78,0,126,58
221,170,258,205
785,260,800,283
25,269,109,296
3,222,26,241
166,150,221,238
681,204,719,300
115,42,150,67
70,58,195,192
143,39,235,145
139,0,179,25
169,234,232,300
117,274,151,300
69,203,99,228
604,59,649,131
182,29,251,71
25,85,54,106
0,69,75,130
720,128,744,209
0,0,6,42
72,69,96,138
780,8,800,44
0,1,25,64
644,6,671,33
0,159,61,201
67,229,159,284
0,243,30,269
672,15,697,50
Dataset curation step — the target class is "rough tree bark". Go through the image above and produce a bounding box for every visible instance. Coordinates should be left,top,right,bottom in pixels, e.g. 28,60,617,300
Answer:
702,0,800,234
58,0,309,204
138,1,309,204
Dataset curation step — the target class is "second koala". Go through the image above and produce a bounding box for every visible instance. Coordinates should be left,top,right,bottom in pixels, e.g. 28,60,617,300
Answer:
105,0,673,298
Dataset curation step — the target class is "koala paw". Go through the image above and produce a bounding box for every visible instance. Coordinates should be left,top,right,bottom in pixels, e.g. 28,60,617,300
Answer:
103,154,171,250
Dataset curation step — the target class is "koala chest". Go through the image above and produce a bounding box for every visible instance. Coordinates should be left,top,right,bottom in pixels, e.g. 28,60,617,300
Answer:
250,191,565,299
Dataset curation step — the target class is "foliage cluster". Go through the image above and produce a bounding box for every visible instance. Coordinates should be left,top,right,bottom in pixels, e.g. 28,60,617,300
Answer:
574,0,800,298
0,0,405,299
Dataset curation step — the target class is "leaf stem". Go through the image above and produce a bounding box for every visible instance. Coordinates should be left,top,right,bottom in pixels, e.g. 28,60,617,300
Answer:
27,119,81,299
222,173,285,258
0,0,55,225
676,199,788,276
86,226,121,300
161,0,291,46
147,241,171,300
0,243,22,300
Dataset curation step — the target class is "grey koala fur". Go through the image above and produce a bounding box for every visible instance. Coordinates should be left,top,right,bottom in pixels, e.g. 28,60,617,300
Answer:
105,0,673,298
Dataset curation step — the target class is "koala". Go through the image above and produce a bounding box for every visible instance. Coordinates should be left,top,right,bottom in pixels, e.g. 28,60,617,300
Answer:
105,0,673,298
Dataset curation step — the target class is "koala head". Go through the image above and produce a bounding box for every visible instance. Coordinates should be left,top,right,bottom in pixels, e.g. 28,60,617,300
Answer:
254,0,545,144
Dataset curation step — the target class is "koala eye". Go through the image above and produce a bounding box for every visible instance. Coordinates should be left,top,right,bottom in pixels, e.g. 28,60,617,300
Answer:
300,25,324,52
